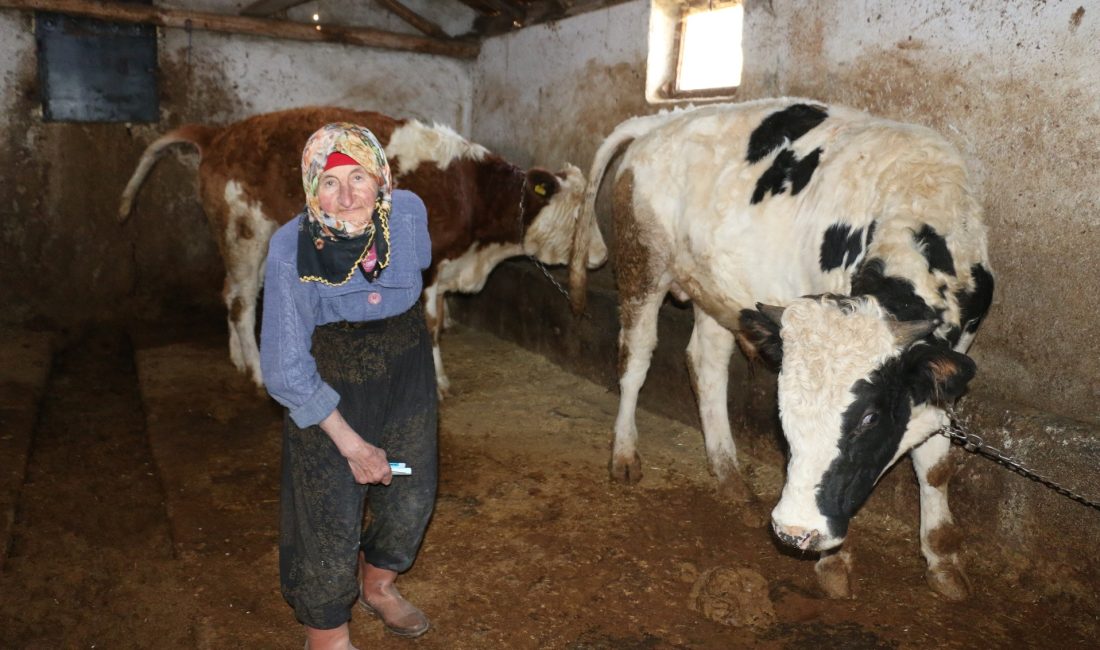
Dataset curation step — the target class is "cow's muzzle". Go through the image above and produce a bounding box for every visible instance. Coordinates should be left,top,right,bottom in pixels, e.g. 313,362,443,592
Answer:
772,521,842,551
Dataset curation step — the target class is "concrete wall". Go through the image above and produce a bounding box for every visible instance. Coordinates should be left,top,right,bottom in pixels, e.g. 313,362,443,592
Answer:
0,1,473,328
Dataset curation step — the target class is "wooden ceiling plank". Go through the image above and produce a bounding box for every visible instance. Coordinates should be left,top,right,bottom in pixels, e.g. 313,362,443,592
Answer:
240,0,311,18
376,0,449,39
2,0,479,59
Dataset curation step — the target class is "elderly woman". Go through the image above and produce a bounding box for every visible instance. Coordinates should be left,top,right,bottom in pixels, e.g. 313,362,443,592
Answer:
260,122,436,649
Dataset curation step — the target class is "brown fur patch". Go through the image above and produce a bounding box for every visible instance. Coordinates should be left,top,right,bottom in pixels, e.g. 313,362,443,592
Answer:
926,523,964,556
924,456,955,488
611,170,656,331
228,296,243,324
927,356,960,384
617,337,631,379
234,217,254,241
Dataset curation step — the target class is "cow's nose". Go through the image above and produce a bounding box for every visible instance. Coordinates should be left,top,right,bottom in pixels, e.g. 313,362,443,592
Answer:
773,521,821,550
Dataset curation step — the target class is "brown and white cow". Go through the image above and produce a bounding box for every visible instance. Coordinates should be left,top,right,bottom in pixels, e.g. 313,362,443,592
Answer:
119,106,607,394
571,99,994,600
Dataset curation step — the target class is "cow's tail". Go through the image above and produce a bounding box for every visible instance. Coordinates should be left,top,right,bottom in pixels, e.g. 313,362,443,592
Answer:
118,124,218,222
569,112,681,314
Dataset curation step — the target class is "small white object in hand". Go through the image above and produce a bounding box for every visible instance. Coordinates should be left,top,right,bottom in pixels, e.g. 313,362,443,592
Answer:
389,462,412,476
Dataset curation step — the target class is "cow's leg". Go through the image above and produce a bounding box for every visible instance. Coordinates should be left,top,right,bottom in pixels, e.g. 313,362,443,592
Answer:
610,289,666,483
911,433,970,600
686,308,739,481
685,308,761,521
223,258,265,388
222,182,276,388
422,283,449,398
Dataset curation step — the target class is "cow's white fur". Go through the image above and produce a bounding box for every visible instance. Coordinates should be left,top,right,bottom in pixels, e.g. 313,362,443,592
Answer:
587,98,990,600
385,120,488,173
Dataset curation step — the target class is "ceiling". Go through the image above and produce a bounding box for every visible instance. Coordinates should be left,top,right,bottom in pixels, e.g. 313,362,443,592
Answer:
241,0,635,40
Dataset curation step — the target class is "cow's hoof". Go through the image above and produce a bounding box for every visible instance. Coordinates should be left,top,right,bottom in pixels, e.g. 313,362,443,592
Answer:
927,563,970,601
715,475,767,528
815,551,854,599
609,452,643,484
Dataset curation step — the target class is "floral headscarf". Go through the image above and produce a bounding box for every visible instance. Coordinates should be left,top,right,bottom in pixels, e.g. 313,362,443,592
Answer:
296,122,392,285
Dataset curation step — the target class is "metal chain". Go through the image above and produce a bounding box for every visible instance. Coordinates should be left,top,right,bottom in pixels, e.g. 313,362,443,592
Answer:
941,405,1100,512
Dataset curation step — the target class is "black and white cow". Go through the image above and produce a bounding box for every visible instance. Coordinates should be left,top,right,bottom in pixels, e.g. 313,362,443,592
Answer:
569,98,994,600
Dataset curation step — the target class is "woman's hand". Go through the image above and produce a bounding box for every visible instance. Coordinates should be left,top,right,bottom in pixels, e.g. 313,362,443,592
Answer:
343,439,392,485
318,409,393,485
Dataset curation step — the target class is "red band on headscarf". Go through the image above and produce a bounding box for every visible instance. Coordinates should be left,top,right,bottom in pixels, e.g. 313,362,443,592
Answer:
323,151,360,171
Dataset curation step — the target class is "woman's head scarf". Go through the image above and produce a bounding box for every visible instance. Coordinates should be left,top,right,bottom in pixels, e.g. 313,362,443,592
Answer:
296,122,392,285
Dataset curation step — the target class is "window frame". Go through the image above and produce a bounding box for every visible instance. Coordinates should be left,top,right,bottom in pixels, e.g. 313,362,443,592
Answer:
652,0,743,103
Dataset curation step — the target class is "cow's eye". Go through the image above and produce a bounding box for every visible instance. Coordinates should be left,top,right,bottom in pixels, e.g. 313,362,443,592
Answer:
860,411,879,428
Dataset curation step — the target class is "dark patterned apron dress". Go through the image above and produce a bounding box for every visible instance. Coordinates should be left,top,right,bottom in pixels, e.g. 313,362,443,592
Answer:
279,303,437,629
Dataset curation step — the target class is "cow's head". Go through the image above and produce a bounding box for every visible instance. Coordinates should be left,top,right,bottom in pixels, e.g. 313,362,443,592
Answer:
738,295,976,552
521,164,608,268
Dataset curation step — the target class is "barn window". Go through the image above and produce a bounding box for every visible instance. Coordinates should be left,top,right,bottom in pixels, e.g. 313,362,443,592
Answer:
647,0,743,103
35,3,159,123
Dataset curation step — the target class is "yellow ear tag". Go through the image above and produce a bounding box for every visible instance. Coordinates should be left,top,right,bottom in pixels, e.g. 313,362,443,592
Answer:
533,183,547,196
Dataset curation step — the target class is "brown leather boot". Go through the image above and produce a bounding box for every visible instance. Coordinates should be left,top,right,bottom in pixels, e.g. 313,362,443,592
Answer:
358,556,431,638
303,623,358,650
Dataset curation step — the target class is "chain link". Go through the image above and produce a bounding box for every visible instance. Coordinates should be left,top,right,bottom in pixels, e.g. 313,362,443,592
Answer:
941,405,1100,512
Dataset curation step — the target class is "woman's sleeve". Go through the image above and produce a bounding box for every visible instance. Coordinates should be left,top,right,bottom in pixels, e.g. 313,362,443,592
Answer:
259,248,340,428
407,192,432,271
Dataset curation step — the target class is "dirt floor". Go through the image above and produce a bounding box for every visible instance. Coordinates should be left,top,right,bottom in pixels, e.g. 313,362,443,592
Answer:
0,319,1097,649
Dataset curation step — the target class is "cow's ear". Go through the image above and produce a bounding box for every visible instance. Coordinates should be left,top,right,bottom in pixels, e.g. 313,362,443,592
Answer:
526,168,561,200
736,305,784,371
905,345,977,405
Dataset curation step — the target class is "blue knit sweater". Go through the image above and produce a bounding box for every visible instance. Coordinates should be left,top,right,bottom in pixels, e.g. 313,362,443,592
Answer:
260,190,431,427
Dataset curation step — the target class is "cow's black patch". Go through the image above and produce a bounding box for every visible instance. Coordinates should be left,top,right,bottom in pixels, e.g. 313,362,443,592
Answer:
750,147,825,204
815,341,976,533
737,307,784,370
751,149,796,204
914,224,956,275
746,103,829,163
905,344,977,407
819,223,866,272
850,258,936,322
956,263,995,334
816,357,912,528
865,220,877,247
789,147,822,195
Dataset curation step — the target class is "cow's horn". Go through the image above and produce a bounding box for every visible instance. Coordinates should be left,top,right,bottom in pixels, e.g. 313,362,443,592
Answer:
757,303,787,325
889,319,939,346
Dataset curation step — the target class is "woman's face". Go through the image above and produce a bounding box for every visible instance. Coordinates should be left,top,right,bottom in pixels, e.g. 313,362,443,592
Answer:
317,164,379,225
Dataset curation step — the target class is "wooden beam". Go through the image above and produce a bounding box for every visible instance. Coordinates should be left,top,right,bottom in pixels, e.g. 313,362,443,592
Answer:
1,0,480,59
376,0,449,39
239,0,310,18
478,0,525,21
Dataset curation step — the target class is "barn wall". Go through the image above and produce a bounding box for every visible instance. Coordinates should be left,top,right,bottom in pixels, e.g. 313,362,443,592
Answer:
467,0,1100,427
0,1,473,328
